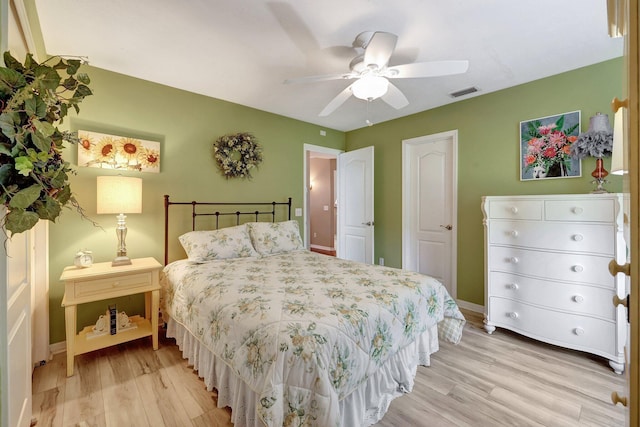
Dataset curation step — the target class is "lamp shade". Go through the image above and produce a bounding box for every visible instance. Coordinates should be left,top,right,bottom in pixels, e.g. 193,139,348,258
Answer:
610,108,627,175
96,176,142,214
351,75,389,100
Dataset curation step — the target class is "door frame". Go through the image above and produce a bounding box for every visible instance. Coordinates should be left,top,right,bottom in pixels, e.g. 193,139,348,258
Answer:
401,130,459,298
303,144,343,248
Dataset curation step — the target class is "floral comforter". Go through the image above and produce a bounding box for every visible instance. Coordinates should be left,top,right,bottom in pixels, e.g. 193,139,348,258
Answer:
161,250,465,426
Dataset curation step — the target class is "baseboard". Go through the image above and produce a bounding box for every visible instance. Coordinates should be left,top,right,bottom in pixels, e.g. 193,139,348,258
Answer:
455,299,484,313
49,341,66,355
310,244,335,251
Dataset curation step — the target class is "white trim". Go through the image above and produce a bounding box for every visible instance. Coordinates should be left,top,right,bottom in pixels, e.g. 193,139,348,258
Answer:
401,130,459,298
49,341,66,356
303,144,342,248
455,299,484,314
11,0,38,60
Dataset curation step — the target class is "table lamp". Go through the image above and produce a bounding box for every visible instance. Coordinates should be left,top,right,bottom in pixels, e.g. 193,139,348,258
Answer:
97,176,142,266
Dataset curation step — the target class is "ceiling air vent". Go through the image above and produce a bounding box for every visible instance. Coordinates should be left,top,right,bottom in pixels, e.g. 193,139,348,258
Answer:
449,87,479,98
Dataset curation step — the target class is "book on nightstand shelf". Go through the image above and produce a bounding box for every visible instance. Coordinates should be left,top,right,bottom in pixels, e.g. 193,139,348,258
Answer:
109,304,117,335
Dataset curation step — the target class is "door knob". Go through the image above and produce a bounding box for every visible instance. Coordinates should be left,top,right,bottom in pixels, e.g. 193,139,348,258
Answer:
613,295,628,308
361,221,374,226
608,259,631,277
611,391,628,407
439,224,452,230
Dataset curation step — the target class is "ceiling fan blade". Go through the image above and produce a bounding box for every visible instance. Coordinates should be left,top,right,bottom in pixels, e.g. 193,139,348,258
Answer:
319,84,354,116
387,60,469,78
284,73,353,84
381,82,409,110
363,32,398,69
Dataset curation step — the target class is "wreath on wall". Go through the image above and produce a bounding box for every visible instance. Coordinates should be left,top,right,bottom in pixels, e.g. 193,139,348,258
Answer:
213,132,263,179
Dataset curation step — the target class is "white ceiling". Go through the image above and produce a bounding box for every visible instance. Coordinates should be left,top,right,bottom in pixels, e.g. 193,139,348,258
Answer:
34,0,623,132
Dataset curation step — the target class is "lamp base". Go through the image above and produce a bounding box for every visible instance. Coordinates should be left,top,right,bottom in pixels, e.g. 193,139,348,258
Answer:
112,256,132,267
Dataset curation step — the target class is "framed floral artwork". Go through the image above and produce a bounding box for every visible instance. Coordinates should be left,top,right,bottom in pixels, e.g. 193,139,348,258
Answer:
520,110,581,180
77,130,160,173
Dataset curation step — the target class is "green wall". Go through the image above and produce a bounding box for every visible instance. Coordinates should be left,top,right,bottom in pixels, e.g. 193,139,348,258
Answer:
45,58,624,343
345,58,624,305
48,66,345,343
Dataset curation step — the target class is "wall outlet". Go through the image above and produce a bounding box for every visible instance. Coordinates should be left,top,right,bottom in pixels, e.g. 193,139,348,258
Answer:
313,232,317,238
379,257,384,266
295,208,302,217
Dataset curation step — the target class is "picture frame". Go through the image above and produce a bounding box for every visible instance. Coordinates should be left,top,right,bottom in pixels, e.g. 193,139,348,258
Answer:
519,110,581,181
77,129,161,173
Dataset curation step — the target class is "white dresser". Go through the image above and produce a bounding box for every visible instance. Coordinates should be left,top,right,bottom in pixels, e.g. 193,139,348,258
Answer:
482,194,627,373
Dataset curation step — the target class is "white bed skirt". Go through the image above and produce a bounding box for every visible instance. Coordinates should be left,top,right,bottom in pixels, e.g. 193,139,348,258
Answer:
167,318,440,427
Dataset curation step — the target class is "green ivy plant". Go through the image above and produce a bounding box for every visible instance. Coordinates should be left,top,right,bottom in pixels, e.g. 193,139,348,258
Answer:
0,51,92,235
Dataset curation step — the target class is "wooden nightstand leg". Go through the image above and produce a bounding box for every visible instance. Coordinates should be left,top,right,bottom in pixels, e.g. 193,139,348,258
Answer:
145,291,151,320
64,304,77,377
151,289,159,350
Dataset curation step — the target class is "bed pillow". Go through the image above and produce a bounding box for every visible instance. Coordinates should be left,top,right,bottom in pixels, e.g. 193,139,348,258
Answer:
179,224,258,262
247,220,304,256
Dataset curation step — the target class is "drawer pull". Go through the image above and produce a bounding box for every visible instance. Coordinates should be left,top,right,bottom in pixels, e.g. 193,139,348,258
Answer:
508,283,519,290
572,265,584,273
510,230,519,237
571,206,584,215
510,207,519,214
508,312,519,319
508,257,519,264
572,295,584,303
573,327,585,336
611,391,628,407
572,234,584,242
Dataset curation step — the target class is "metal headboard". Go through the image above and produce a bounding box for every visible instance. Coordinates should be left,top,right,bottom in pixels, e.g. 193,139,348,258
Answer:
163,194,292,265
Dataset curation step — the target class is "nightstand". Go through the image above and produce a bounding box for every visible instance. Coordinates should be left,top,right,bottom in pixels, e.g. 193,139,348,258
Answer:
60,257,162,376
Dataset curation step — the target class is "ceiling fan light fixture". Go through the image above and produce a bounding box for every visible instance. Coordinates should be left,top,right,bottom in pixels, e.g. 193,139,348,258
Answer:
351,75,389,100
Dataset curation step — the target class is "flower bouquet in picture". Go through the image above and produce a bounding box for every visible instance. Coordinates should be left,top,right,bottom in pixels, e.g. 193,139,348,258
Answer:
520,111,581,180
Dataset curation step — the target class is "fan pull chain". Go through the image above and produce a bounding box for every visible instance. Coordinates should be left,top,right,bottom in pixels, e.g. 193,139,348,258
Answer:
365,99,374,126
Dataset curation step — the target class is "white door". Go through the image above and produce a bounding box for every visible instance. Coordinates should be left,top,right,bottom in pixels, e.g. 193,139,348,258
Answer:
337,146,374,264
402,131,457,297
1,214,33,427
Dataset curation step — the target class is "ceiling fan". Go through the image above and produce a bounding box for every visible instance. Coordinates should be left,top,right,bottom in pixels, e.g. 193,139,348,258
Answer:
284,31,469,117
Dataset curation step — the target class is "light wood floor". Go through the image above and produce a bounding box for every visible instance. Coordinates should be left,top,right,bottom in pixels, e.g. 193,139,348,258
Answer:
32,310,627,427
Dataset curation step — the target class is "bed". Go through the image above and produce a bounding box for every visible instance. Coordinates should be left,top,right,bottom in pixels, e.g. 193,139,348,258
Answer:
160,196,465,426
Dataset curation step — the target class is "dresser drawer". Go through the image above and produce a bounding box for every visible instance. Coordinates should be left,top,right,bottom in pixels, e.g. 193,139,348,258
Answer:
489,272,615,319
72,271,154,299
488,246,614,287
489,220,614,255
487,199,542,220
544,199,616,222
488,297,616,358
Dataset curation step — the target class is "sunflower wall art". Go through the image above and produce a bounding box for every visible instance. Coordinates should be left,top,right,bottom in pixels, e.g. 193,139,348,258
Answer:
77,130,161,173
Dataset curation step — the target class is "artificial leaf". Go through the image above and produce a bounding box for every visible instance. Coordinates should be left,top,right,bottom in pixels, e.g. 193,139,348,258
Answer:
29,130,51,153
0,67,26,90
73,84,92,98
14,157,34,177
35,195,61,221
66,60,81,75
76,73,90,84
0,112,17,142
56,185,71,204
32,120,55,138
62,76,77,90
0,163,12,185
25,97,47,118
2,52,24,72
9,184,41,209
0,143,11,156
5,208,39,235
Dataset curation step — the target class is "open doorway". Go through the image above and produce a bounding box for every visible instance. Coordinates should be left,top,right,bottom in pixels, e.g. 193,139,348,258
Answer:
303,144,341,256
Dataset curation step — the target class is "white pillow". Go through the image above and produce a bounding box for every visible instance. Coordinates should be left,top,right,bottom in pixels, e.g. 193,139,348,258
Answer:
247,220,304,256
179,224,258,262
